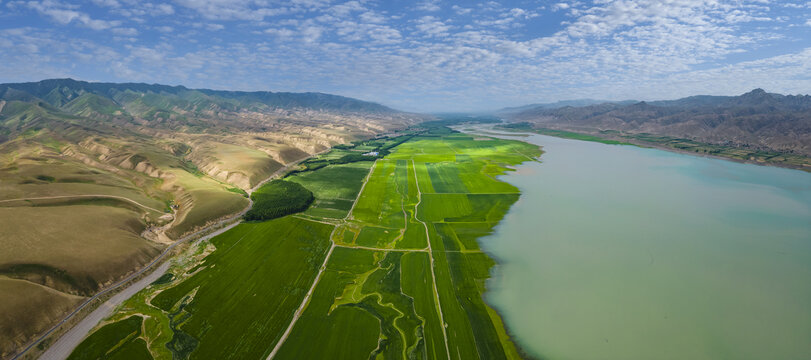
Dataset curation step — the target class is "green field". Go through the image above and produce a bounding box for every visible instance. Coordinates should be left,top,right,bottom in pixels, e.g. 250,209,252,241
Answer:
244,179,313,221
68,316,152,360
275,129,541,359
70,216,334,360
69,125,541,359
286,161,373,219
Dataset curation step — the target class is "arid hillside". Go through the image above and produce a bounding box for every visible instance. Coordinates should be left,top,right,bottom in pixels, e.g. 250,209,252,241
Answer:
0,78,424,357
507,89,811,158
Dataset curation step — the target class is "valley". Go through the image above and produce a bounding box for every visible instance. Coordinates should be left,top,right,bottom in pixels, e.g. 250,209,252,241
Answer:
59,124,541,360
0,79,421,358
2,79,808,360
4,2,810,358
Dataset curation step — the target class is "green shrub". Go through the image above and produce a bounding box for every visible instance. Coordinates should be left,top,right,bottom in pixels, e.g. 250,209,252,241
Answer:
244,180,314,221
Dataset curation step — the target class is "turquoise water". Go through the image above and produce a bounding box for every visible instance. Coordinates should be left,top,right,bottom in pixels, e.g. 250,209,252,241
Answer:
478,131,811,360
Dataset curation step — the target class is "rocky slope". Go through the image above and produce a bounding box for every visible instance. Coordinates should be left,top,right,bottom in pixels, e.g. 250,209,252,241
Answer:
508,89,811,156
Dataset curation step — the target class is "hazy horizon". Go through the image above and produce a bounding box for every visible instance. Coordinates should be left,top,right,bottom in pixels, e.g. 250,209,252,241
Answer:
6,77,804,114
1,0,810,112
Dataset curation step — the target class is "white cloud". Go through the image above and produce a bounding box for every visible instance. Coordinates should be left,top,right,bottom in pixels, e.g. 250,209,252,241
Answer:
451,5,471,15
1,0,806,111
416,0,440,12
91,0,119,8
415,16,450,37
553,3,570,11
265,28,296,38
359,11,386,24
474,7,539,29
783,2,811,8
328,1,366,17
25,0,121,30
111,27,138,36
300,26,324,43
172,0,289,21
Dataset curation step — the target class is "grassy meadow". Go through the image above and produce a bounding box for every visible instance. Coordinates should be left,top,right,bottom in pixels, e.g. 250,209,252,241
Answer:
68,125,541,359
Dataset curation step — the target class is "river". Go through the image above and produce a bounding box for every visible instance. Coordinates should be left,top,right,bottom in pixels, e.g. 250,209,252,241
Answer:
474,128,811,360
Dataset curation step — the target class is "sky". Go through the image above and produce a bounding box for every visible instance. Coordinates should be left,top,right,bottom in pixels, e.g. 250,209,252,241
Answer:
0,0,809,112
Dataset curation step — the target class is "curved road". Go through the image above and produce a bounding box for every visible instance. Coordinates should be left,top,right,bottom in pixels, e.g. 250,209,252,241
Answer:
37,222,241,360
11,152,320,360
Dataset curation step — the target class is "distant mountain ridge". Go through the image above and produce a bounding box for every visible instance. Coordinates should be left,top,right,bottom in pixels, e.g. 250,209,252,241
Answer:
497,99,637,114
507,89,811,157
0,78,396,114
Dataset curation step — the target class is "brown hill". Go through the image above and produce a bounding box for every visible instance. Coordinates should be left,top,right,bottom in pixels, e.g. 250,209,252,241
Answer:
509,89,811,157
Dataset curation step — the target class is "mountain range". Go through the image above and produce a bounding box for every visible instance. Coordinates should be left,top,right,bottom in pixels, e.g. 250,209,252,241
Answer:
505,89,811,158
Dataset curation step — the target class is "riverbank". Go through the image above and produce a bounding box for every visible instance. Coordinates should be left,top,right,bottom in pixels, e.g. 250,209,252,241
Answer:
496,124,811,172
469,125,811,360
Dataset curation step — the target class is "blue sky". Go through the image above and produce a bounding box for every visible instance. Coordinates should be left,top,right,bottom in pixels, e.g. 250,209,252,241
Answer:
0,0,809,112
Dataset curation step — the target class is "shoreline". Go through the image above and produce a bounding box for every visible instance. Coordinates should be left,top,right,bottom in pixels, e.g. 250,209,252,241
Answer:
457,126,545,360
496,125,811,173
460,124,811,360
481,160,545,360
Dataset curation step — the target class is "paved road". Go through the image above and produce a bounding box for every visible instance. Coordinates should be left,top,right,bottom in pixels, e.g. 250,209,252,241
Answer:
11,150,331,360
37,221,243,360
11,152,322,360
38,261,170,360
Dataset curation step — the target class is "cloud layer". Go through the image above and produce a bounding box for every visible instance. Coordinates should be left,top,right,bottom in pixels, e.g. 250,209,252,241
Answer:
1,0,809,111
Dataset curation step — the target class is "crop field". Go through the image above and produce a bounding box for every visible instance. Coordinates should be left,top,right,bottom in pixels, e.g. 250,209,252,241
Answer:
274,128,541,359
68,316,151,360
67,125,541,360
286,161,373,219
69,216,333,360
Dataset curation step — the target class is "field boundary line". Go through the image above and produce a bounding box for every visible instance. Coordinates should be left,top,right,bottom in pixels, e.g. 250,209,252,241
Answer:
266,235,336,359
267,158,378,359
334,244,428,252
411,159,452,360
346,159,377,220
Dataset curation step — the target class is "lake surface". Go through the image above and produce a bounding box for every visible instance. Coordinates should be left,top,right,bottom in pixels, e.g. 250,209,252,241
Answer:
475,129,811,360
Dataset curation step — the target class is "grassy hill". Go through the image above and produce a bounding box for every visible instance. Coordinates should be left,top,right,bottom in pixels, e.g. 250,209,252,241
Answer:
0,78,423,357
